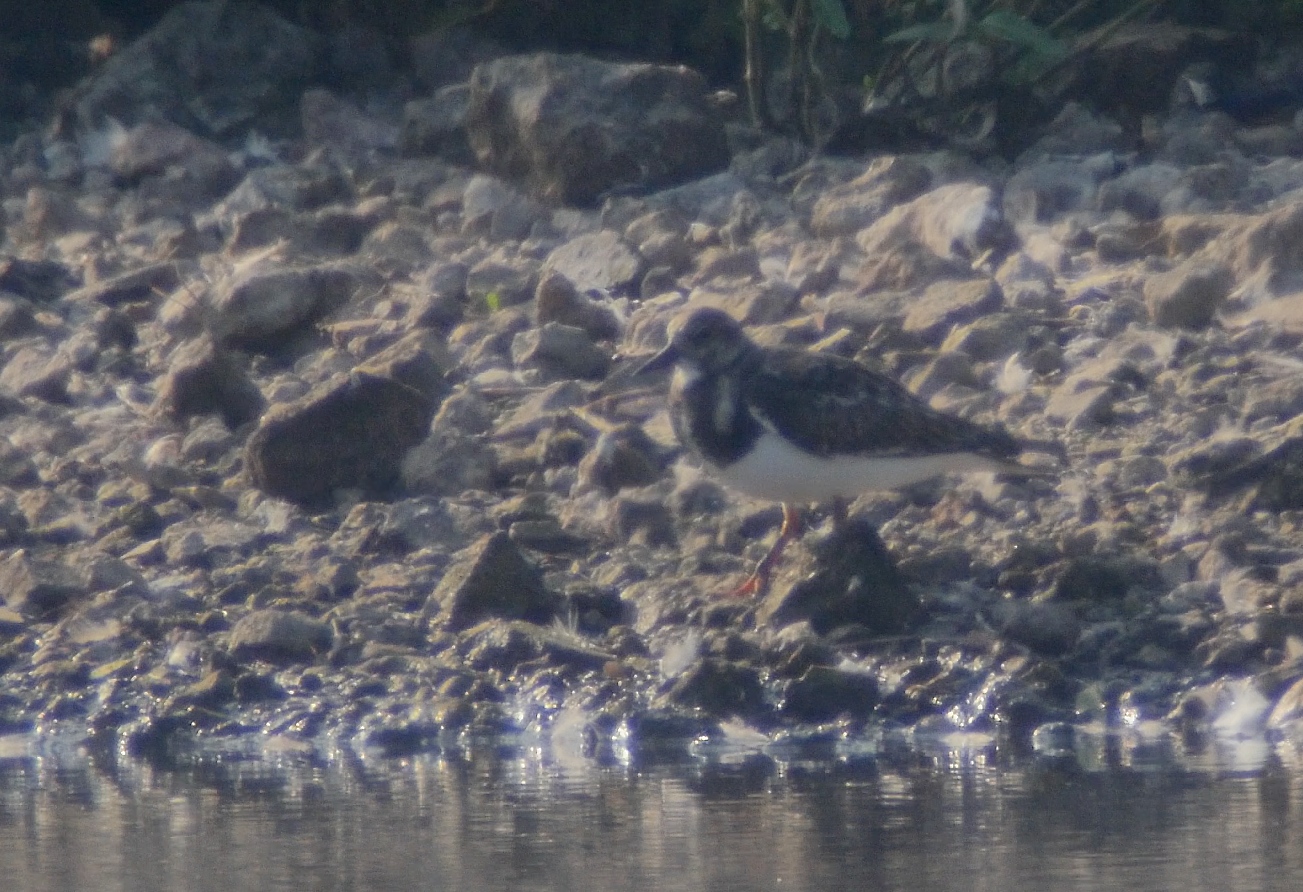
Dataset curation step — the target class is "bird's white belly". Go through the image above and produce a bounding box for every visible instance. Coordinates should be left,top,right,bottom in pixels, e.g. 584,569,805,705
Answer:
713,431,1002,503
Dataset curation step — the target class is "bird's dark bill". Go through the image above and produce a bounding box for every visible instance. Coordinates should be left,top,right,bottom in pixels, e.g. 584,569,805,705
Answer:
634,343,679,375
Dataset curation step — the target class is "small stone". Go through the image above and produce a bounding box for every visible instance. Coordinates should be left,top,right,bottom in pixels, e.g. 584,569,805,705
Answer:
0,550,88,617
0,347,71,403
780,665,880,721
152,337,265,427
577,425,667,493
534,269,622,340
902,278,1004,342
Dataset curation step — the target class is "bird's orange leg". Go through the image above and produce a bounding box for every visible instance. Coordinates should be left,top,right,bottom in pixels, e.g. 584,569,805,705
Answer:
730,503,802,597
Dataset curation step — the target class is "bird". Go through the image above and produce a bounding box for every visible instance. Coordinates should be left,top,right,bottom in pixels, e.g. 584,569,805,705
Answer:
636,306,1041,596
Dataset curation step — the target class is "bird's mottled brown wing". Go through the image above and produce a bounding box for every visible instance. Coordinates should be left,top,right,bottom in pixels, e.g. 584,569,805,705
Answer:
745,348,1021,459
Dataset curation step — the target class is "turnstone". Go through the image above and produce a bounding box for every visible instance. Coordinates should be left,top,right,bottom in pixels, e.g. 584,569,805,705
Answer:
637,307,1037,596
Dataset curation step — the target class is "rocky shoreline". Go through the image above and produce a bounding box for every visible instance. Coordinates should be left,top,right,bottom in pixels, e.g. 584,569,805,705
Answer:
4,2,1303,765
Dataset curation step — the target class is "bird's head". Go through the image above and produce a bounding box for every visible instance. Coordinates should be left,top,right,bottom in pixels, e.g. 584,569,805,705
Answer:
635,307,754,377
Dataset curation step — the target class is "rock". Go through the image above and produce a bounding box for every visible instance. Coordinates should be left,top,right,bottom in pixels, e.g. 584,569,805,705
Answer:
244,372,435,504
429,532,556,631
72,0,320,138
0,550,88,617
465,252,539,308
534,270,622,340
228,609,333,664
1097,163,1185,220
1144,261,1233,328
542,230,645,295
209,261,366,348
511,322,611,380
756,518,916,635
460,619,611,673
464,52,728,205
152,336,265,427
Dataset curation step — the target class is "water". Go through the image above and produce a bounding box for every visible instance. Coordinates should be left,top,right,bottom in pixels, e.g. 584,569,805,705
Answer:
2,731,1302,892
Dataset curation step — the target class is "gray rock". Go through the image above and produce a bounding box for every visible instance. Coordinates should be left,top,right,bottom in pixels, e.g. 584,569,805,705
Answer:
465,53,728,205
244,371,435,504
228,609,333,664
858,182,1012,270
780,665,880,722
429,532,556,630
576,425,667,493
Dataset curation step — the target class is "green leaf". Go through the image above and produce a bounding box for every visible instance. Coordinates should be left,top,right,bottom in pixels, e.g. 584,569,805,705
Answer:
485,291,501,313
976,9,1068,60
883,20,956,44
811,0,851,39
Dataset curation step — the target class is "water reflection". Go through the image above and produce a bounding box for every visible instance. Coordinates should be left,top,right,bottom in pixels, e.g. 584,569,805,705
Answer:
1,732,1302,892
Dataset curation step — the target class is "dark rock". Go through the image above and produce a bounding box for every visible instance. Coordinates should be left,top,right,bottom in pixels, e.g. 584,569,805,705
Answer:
1052,555,1163,602
355,330,451,404
429,532,557,631
245,372,435,504
1196,435,1303,510
152,336,265,427
228,609,333,664
607,497,676,547
465,53,729,206
756,518,916,635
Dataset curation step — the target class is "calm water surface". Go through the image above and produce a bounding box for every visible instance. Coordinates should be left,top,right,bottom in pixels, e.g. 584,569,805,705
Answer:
2,729,1302,892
